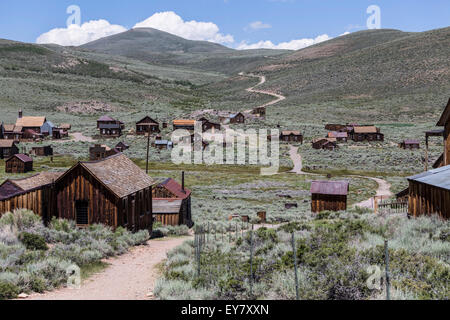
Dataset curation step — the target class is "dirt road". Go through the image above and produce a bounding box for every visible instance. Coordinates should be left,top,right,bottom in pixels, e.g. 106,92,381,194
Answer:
27,236,192,300
354,177,393,209
240,72,286,111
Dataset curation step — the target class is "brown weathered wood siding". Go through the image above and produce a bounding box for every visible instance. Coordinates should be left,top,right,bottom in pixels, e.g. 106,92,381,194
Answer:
5,158,33,173
154,213,180,226
311,194,347,213
445,123,450,166
408,180,449,219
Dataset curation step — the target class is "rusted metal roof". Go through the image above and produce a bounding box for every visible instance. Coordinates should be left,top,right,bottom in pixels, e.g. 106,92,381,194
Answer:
98,115,115,122
328,131,348,138
353,126,378,134
152,199,182,214
173,120,196,126
159,178,191,199
408,165,450,190
15,117,46,128
310,180,349,196
7,154,33,163
0,140,16,148
437,98,450,126
78,154,156,199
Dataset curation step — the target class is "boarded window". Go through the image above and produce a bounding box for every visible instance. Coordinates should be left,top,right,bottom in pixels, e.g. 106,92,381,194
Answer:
76,200,89,225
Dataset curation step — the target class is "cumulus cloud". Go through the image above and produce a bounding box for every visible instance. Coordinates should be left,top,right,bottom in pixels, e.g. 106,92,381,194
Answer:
236,34,331,50
248,21,272,31
36,19,127,46
133,11,234,44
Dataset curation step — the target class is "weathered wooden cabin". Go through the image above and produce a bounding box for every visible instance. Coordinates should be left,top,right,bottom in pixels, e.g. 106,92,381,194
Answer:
229,112,245,124
407,165,450,219
328,131,348,142
5,154,33,173
2,124,22,141
0,172,62,222
312,138,337,150
201,120,221,133
89,144,119,161
31,145,53,157
280,131,303,143
350,126,384,142
152,173,192,227
437,98,450,167
115,142,129,152
252,107,266,117
97,116,124,137
53,154,155,230
325,124,346,131
22,129,43,142
173,120,196,131
310,180,349,213
399,140,420,149
0,140,19,159
136,116,160,135
15,112,46,134
52,129,69,140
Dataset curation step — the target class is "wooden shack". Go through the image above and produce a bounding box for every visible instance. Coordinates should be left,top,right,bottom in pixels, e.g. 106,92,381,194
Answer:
350,126,384,142
407,165,450,219
5,154,33,173
115,142,129,152
31,145,53,157
173,120,196,131
15,113,46,134
310,180,349,213
230,112,245,124
2,124,22,141
0,172,62,222
325,124,346,131
201,120,221,133
328,131,348,142
89,144,119,161
22,129,43,142
53,154,155,230
252,107,266,117
312,138,337,150
437,98,450,166
152,173,192,227
399,140,420,149
97,116,123,137
0,140,19,159
136,116,160,135
280,131,303,143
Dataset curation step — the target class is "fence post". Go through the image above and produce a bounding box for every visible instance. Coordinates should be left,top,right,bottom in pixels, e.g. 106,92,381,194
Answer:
384,240,390,300
291,233,300,300
249,224,254,297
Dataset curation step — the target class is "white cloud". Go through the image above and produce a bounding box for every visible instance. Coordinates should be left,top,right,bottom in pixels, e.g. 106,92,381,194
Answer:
36,19,127,46
236,34,331,50
133,11,234,44
248,21,272,31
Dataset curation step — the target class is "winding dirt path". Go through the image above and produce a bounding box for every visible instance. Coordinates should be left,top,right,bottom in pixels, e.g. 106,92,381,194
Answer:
27,236,192,300
354,176,393,209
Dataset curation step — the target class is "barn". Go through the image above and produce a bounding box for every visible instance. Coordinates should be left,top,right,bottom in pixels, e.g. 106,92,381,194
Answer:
152,173,193,227
0,140,19,159
0,172,62,222
5,154,33,173
53,154,155,231
407,165,450,219
310,180,349,213
136,116,160,135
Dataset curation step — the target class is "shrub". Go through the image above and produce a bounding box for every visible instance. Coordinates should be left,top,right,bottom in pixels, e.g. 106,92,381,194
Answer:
19,232,48,251
0,280,20,300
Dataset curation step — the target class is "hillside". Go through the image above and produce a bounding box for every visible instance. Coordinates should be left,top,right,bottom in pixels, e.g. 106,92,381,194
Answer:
245,27,450,123
79,28,290,75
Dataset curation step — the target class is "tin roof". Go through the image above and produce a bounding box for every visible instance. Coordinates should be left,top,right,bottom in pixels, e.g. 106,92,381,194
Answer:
159,178,191,199
7,154,33,163
353,126,378,134
437,98,450,126
310,180,349,196
152,199,182,214
15,117,46,128
0,140,16,148
408,165,450,190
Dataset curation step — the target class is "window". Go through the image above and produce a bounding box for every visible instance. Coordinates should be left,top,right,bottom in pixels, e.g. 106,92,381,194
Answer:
75,200,89,225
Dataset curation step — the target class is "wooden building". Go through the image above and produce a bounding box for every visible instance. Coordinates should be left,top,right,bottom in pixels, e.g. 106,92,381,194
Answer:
280,131,303,143
310,180,349,213
40,121,55,136
152,173,192,227
312,138,337,150
15,112,46,134
0,140,19,159
173,120,196,131
252,107,266,117
97,116,124,137
2,124,22,141
399,140,420,149
229,112,245,124
201,120,221,133
0,172,62,222
22,129,43,142
115,142,129,152
328,131,348,142
407,165,450,219
136,116,160,135
5,154,33,173
325,124,346,131
89,144,119,161
437,98,450,166
350,126,384,142
31,145,53,157
53,154,155,230
152,140,173,150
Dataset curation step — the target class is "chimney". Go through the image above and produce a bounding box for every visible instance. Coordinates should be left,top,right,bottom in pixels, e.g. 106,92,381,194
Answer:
182,171,186,193
18,110,23,119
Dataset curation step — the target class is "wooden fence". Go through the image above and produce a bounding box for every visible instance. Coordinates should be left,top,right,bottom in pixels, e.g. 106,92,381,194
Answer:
376,200,408,214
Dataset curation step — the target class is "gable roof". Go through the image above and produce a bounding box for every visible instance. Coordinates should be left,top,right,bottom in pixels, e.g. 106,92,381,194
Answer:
408,165,450,190
0,140,16,148
281,131,302,136
7,154,32,163
137,116,159,125
173,120,196,126
230,112,244,119
158,178,191,199
15,117,46,128
98,115,115,122
310,180,349,196
3,124,15,132
353,126,378,134
0,172,63,200
58,154,155,199
328,131,348,138
437,98,450,126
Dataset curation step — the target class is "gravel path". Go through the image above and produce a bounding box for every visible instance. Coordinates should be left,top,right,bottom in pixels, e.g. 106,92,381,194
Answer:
27,236,192,300
354,177,394,209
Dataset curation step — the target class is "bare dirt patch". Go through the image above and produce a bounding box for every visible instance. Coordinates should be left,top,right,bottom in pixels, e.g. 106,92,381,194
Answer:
56,100,118,115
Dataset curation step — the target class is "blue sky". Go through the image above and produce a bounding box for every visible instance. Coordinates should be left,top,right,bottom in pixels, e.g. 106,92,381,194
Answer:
0,0,448,49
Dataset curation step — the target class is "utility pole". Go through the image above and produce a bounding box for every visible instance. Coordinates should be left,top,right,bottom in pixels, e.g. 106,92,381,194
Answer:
146,127,150,174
